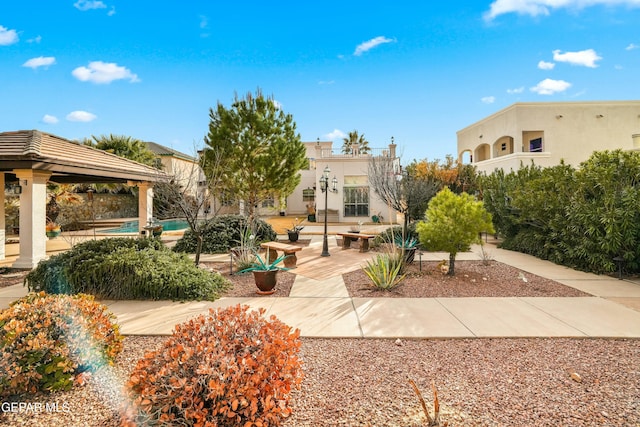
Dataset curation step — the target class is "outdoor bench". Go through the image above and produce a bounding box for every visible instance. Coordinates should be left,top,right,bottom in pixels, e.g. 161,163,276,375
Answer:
336,232,375,253
260,242,303,268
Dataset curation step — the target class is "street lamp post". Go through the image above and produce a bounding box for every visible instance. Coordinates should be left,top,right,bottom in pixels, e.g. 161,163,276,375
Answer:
320,165,338,257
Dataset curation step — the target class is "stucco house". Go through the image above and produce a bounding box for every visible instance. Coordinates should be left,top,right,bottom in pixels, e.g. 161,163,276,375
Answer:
457,101,640,174
285,140,400,223
144,141,211,217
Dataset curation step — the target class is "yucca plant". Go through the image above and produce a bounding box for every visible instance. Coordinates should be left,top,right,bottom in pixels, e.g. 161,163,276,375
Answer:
363,253,406,290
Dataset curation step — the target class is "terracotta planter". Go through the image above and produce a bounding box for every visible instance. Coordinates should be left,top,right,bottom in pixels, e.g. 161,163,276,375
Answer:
252,270,278,295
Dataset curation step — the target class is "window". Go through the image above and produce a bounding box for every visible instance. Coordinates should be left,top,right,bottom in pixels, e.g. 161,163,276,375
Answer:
261,196,274,208
302,188,315,202
343,186,369,217
529,138,543,152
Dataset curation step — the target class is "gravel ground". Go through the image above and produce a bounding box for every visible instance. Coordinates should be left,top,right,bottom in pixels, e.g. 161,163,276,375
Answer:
2,337,637,426
345,260,591,298
1,260,638,426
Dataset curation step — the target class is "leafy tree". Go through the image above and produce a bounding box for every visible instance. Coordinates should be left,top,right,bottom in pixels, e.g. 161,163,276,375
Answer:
409,155,479,194
405,156,480,219
417,188,494,275
341,130,371,155
203,89,307,219
88,134,158,167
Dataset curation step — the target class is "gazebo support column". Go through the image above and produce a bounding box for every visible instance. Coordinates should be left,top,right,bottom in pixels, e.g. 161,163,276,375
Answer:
13,170,52,269
0,173,5,260
136,181,154,235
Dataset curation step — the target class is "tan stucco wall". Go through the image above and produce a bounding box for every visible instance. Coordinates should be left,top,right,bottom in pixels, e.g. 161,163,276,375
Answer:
457,101,640,173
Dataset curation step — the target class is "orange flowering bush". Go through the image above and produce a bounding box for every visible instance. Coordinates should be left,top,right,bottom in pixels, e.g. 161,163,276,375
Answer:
121,304,303,427
0,292,123,396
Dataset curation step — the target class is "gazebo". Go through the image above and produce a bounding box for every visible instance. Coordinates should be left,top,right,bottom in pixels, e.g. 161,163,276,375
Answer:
0,130,168,269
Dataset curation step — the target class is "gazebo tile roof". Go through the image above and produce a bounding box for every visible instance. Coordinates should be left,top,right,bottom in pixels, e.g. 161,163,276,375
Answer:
0,130,167,183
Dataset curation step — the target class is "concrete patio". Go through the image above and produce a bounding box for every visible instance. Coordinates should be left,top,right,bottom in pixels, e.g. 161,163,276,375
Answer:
2,231,640,339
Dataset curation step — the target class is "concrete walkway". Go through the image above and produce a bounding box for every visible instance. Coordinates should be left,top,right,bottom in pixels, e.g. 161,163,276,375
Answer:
2,232,640,338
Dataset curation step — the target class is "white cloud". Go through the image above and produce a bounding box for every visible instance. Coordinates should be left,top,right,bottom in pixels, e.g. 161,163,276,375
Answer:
626,43,639,50
199,15,208,29
42,114,59,124
485,0,640,21
271,99,282,109
507,86,525,94
530,78,572,95
108,6,116,16
66,111,97,122
481,96,496,104
23,56,56,69
325,129,346,140
27,35,42,44
72,61,140,84
74,0,107,11
553,49,602,67
538,60,555,70
0,25,19,45
354,36,395,56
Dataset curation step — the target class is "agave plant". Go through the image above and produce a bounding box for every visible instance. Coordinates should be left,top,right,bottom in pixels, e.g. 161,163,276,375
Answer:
238,252,290,273
395,235,418,249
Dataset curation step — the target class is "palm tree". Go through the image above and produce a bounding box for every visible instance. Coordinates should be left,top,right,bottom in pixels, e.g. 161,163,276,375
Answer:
90,134,158,167
341,130,371,155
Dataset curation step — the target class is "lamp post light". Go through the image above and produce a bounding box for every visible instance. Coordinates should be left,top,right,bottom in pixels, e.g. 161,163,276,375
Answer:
320,165,338,257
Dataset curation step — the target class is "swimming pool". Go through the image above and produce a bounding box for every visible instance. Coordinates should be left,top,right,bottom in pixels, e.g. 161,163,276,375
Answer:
103,219,190,233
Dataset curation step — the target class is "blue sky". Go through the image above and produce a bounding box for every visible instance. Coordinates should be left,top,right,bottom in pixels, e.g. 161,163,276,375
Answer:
1,0,639,162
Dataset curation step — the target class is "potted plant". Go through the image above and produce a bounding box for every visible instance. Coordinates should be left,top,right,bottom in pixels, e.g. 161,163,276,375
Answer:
239,252,290,295
306,203,316,222
285,218,304,242
144,219,163,238
349,221,364,233
395,235,418,264
45,221,61,239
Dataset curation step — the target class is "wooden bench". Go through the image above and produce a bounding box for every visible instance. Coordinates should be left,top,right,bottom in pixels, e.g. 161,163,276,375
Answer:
336,232,375,253
260,242,303,268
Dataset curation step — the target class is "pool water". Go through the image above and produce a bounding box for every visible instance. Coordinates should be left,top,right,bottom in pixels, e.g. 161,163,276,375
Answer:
103,219,189,233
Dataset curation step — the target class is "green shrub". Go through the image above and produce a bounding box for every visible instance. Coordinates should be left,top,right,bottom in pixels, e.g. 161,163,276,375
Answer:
120,304,303,427
0,292,123,396
25,238,230,301
173,215,276,254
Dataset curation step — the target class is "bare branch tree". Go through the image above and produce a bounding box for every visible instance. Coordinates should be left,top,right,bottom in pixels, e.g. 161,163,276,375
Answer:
368,155,439,237
153,143,227,265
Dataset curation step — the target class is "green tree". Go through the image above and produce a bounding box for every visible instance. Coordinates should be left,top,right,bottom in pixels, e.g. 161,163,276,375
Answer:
89,134,158,168
203,89,307,220
417,188,494,275
341,130,371,155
